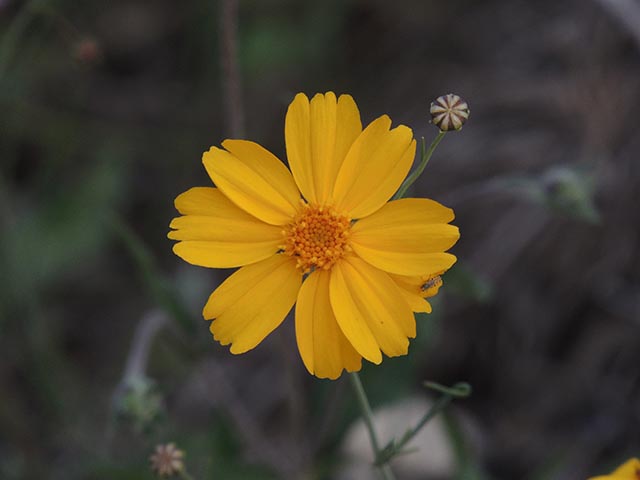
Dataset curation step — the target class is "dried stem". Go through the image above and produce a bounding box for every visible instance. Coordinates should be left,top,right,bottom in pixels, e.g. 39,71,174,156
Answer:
120,309,168,383
106,309,168,448
219,0,245,138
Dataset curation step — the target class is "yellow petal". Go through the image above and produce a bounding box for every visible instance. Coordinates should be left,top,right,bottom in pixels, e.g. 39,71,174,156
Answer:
170,225,281,268
332,116,415,218
169,188,283,268
285,92,362,205
173,187,227,215
295,270,362,379
390,274,433,313
202,140,300,225
169,215,281,243
398,285,432,313
611,458,640,476
204,255,301,354
588,477,629,480
587,458,640,480
285,94,315,202
398,287,432,313
351,198,459,276
353,223,459,253
353,245,456,277
354,197,455,226
329,256,415,363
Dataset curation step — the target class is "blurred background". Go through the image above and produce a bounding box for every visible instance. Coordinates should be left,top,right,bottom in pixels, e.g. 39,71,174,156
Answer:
1,0,639,478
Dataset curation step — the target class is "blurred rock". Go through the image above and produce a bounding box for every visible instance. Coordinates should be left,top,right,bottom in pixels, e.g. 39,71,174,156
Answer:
338,396,482,480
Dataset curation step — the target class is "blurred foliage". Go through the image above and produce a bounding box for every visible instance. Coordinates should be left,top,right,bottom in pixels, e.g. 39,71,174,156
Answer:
111,217,197,336
444,264,494,303
521,165,600,223
241,1,349,79
1,149,125,316
113,375,165,435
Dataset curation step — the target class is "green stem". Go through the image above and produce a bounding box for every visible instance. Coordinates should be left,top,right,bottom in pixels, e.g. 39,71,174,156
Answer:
349,372,396,480
394,130,447,200
402,395,452,446
374,382,471,466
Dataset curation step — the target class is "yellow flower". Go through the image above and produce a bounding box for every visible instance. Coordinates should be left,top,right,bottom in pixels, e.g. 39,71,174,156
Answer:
169,92,459,379
588,458,640,480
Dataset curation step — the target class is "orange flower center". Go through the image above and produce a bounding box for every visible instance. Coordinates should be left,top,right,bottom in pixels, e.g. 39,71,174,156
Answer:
283,203,351,273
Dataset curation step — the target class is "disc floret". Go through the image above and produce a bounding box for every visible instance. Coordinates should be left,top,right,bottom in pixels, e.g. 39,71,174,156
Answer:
283,203,352,273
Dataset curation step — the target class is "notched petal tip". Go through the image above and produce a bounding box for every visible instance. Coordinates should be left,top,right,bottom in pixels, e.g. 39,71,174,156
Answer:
444,207,456,223
201,145,222,163
313,360,363,381
371,113,392,130
310,91,335,104
390,123,414,139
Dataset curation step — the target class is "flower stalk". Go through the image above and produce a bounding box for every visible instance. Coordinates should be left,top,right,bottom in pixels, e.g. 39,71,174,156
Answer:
393,131,446,200
349,375,471,474
350,106,468,475
349,372,397,480
374,382,472,466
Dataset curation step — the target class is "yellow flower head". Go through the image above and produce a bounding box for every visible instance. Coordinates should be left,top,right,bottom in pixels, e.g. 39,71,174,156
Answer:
589,458,640,480
169,92,460,379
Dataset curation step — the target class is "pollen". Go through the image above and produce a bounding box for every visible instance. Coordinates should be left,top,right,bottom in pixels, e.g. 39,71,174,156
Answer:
282,203,351,273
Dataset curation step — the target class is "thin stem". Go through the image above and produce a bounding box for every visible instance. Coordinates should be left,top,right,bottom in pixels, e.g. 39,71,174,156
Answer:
375,382,472,466
402,395,452,446
394,130,447,200
349,372,380,451
349,372,396,480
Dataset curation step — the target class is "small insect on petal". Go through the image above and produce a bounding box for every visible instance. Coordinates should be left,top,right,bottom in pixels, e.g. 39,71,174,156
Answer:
430,94,470,131
421,274,443,298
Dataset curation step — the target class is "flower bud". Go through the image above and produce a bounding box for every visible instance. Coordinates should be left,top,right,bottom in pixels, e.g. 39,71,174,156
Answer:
149,443,185,477
430,94,470,131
